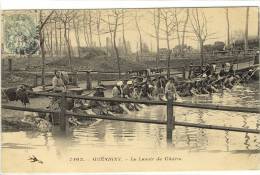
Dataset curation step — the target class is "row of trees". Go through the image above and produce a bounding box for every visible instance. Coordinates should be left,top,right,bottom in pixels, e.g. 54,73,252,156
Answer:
37,9,210,79
4,8,254,82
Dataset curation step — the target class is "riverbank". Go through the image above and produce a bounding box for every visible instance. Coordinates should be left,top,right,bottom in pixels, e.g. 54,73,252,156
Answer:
1,55,147,88
1,95,99,132
2,53,255,88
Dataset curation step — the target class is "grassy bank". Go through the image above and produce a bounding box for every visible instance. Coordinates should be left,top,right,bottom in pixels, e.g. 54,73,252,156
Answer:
1,55,147,88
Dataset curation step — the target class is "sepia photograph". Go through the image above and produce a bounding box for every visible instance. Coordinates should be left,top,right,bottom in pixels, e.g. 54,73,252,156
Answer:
1,1,260,173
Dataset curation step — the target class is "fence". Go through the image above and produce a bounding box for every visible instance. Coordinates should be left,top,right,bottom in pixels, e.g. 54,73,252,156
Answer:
2,91,260,144
34,71,78,87
31,49,257,90
34,68,185,90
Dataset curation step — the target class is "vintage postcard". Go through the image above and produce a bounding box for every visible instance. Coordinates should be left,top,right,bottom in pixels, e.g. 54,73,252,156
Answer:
1,2,260,173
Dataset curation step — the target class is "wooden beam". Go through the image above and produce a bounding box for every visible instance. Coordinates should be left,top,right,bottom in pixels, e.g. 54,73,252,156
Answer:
68,111,166,125
85,71,92,90
166,97,174,144
28,91,260,113
2,104,259,134
59,92,69,131
29,91,166,105
1,104,58,114
175,121,260,134
173,102,260,114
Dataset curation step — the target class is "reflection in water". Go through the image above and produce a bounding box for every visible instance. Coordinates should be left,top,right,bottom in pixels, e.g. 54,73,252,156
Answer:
255,117,260,150
225,131,230,152
51,127,75,159
2,82,260,157
185,127,191,149
242,115,248,128
244,133,250,150
240,114,251,151
43,133,50,151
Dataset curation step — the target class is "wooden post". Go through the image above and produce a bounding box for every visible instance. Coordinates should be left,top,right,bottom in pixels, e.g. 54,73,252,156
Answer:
97,72,101,85
166,96,174,144
60,92,69,132
35,74,38,87
72,72,78,86
236,53,239,70
182,67,186,79
8,58,12,73
248,56,251,67
2,59,4,77
75,72,78,86
86,71,92,90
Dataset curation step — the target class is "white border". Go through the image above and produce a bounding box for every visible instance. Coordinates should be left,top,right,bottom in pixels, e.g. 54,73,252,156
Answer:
1,0,260,10
1,0,260,175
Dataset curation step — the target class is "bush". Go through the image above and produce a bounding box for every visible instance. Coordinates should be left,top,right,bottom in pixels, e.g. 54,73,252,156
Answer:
79,47,106,59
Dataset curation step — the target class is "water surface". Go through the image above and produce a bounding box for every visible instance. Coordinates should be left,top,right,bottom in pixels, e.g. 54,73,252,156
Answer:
2,81,260,172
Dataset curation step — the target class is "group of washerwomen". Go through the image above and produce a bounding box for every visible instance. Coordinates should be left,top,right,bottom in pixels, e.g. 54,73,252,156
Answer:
107,62,255,100
89,75,179,113
50,69,179,115
108,62,252,101
183,62,255,96
50,70,141,115
50,63,253,115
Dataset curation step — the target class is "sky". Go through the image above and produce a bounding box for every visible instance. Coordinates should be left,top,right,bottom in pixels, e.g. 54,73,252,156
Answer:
123,7,259,51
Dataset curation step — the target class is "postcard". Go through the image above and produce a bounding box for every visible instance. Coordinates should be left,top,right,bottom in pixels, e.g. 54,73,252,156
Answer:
1,2,260,173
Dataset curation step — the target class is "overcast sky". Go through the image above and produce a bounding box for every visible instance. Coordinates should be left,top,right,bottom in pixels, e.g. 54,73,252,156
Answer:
2,7,259,52
75,7,259,51
119,7,258,51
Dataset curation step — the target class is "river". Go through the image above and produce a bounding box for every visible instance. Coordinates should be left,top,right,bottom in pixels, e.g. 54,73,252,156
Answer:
1,81,260,172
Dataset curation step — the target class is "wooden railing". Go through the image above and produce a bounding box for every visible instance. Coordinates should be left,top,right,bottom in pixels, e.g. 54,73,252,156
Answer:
2,91,260,145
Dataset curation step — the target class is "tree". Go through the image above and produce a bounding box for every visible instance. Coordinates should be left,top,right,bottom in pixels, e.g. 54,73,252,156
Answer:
45,23,53,57
72,13,82,57
244,7,249,51
122,9,128,55
104,10,123,78
257,8,260,50
95,10,102,47
190,8,215,66
56,10,77,71
87,10,94,47
225,8,230,46
160,9,176,78
173,9,181,54
38,10,54,86
83,11,90,47
153,9,161,68
107,14,114,55
53,17,59,56
181,9,189,56
135,11,143,59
